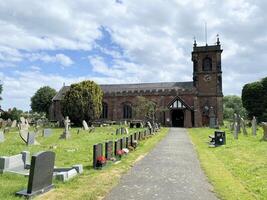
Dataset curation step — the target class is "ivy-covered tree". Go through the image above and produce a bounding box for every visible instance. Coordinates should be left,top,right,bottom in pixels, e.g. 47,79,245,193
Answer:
242,77,267,122
223,95,247,120
31,86,57,117
62,80,103,125
133,96,157,122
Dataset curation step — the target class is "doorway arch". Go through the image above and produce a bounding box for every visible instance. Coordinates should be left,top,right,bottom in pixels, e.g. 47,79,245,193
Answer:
171,109,184,127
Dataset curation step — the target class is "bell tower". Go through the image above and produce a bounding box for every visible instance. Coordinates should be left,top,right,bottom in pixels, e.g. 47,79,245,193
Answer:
191,36,223,126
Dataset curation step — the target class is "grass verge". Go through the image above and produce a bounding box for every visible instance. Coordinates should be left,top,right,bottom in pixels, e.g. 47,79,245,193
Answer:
188,126,266,200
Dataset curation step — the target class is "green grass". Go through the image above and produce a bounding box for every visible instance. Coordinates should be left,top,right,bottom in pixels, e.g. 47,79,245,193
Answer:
188,125,267,200
0,126,169,200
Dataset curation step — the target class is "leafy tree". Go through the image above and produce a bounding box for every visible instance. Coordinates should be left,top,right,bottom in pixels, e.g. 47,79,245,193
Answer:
1,107,23,121
242,82,266,121
133,96,157,122
223,95,247,120
62,80,103,125
31,86,57,117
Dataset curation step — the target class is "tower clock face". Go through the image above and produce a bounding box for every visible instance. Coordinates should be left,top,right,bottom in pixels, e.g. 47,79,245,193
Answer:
203,74,212,82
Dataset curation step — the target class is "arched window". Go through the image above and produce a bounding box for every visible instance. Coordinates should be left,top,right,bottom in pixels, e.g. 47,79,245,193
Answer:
169,99,186,109
123,104,132,119
101,102,108,119
202,56,212,71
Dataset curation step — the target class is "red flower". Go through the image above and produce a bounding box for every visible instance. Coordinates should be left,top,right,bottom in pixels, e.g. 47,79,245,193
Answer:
116,149,125,156
96,156,106,164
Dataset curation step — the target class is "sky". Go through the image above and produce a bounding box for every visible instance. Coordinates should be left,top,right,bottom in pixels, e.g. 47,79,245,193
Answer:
0,0,266,111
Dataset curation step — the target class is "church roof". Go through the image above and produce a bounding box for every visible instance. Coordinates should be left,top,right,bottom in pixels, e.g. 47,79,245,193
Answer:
52,81,194,101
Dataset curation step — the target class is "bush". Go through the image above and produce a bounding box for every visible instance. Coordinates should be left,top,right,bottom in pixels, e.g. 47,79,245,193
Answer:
1,107,23,121
223,95,247,120
62,80,103,125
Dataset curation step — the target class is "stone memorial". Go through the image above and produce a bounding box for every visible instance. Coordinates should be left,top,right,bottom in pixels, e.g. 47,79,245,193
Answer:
114,140,121,156
125,127,129,134
60,116,71,139
93,143,103,169
27,132,39,145
11,120,17,128
54,164,83,182
0,151,30,175
16,151,55,198
116,128,121,135
240,118,247,135
261,122,267,141
234,122,238,139
121,127,125,134
209,107,216,128
105,141,113,160
0,131,4,143
252,116,257,136
43,129,52,137
82,120,89,131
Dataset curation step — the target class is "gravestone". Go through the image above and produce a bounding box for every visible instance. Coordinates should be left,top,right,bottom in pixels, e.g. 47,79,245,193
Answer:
82,120,89,131
0,131,4,143
236,114,241,133
214,131,226,145
19,130,28,144
125,137,129,148
27,132,39,145
60,116,71,139
125,127,129,134
116,128,121,135
261,122,267,141
252,116,257,136
121,127,125,134
7,118,12,126
240,118,248,135
209,107,216,128
114,140,121,156
138,132,141,140
11,120,17,128
129,135,133,147
121,138,126,149
93,143,103,169
105,141,113,160
16,151,55,198
234,122,238,139
134,132,137,140
43,129,52,137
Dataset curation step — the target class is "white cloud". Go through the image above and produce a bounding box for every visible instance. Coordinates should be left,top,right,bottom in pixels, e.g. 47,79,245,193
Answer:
0,0,267,110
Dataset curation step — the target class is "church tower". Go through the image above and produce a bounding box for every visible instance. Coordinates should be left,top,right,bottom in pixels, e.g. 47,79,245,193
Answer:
191,36,223,126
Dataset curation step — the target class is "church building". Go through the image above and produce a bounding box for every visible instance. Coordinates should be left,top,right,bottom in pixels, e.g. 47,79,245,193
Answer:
51,38,223,128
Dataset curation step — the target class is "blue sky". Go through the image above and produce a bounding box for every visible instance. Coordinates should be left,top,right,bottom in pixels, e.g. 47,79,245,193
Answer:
0,0,267,111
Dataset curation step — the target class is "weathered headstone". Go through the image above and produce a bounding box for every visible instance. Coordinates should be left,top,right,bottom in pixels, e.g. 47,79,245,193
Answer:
43,129,52,137
19,129,28,144
116,128,121,135
16,151,55,198
261,122,267,141
236,114,241,133
60,116,71,139
209,107,216,128
129,135,133,147
121,127,125,134
134,132,137,140
82,120,89,131
105,141,113,160
125,127,129,134
252,116,257,136
27,132,39,145
11,120,17,128
234,122,238,139
240,118,247,135
93,143,103,169
0,131,4,143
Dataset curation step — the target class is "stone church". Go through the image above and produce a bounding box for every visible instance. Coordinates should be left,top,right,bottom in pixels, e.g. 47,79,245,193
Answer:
50,38,223,128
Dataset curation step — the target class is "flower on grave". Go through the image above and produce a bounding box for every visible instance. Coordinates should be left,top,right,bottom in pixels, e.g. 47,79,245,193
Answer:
116,149,125,156
96,156,106,165
122,148,129,154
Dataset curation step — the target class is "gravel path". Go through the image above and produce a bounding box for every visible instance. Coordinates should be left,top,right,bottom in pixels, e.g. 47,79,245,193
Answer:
104,128,218,200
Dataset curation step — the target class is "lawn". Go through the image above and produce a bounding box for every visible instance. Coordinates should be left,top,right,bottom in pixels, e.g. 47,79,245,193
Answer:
0,126,169,200
188,125,267,200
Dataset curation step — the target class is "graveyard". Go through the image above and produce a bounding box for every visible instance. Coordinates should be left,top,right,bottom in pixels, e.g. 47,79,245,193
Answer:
0,124,169,199
189,125,267,200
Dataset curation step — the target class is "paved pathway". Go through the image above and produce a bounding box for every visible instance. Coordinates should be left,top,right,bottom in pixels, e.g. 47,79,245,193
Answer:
104,128,218,200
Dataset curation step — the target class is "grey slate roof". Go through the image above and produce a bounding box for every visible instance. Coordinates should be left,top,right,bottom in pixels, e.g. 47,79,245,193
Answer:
52,81,194,101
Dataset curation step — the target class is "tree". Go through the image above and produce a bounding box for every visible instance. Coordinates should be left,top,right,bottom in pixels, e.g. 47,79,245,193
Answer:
223,95,247,120
1,107,23,121
242,77,267,122
62,80,103,125
31,86,57,117
133,96,157,122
